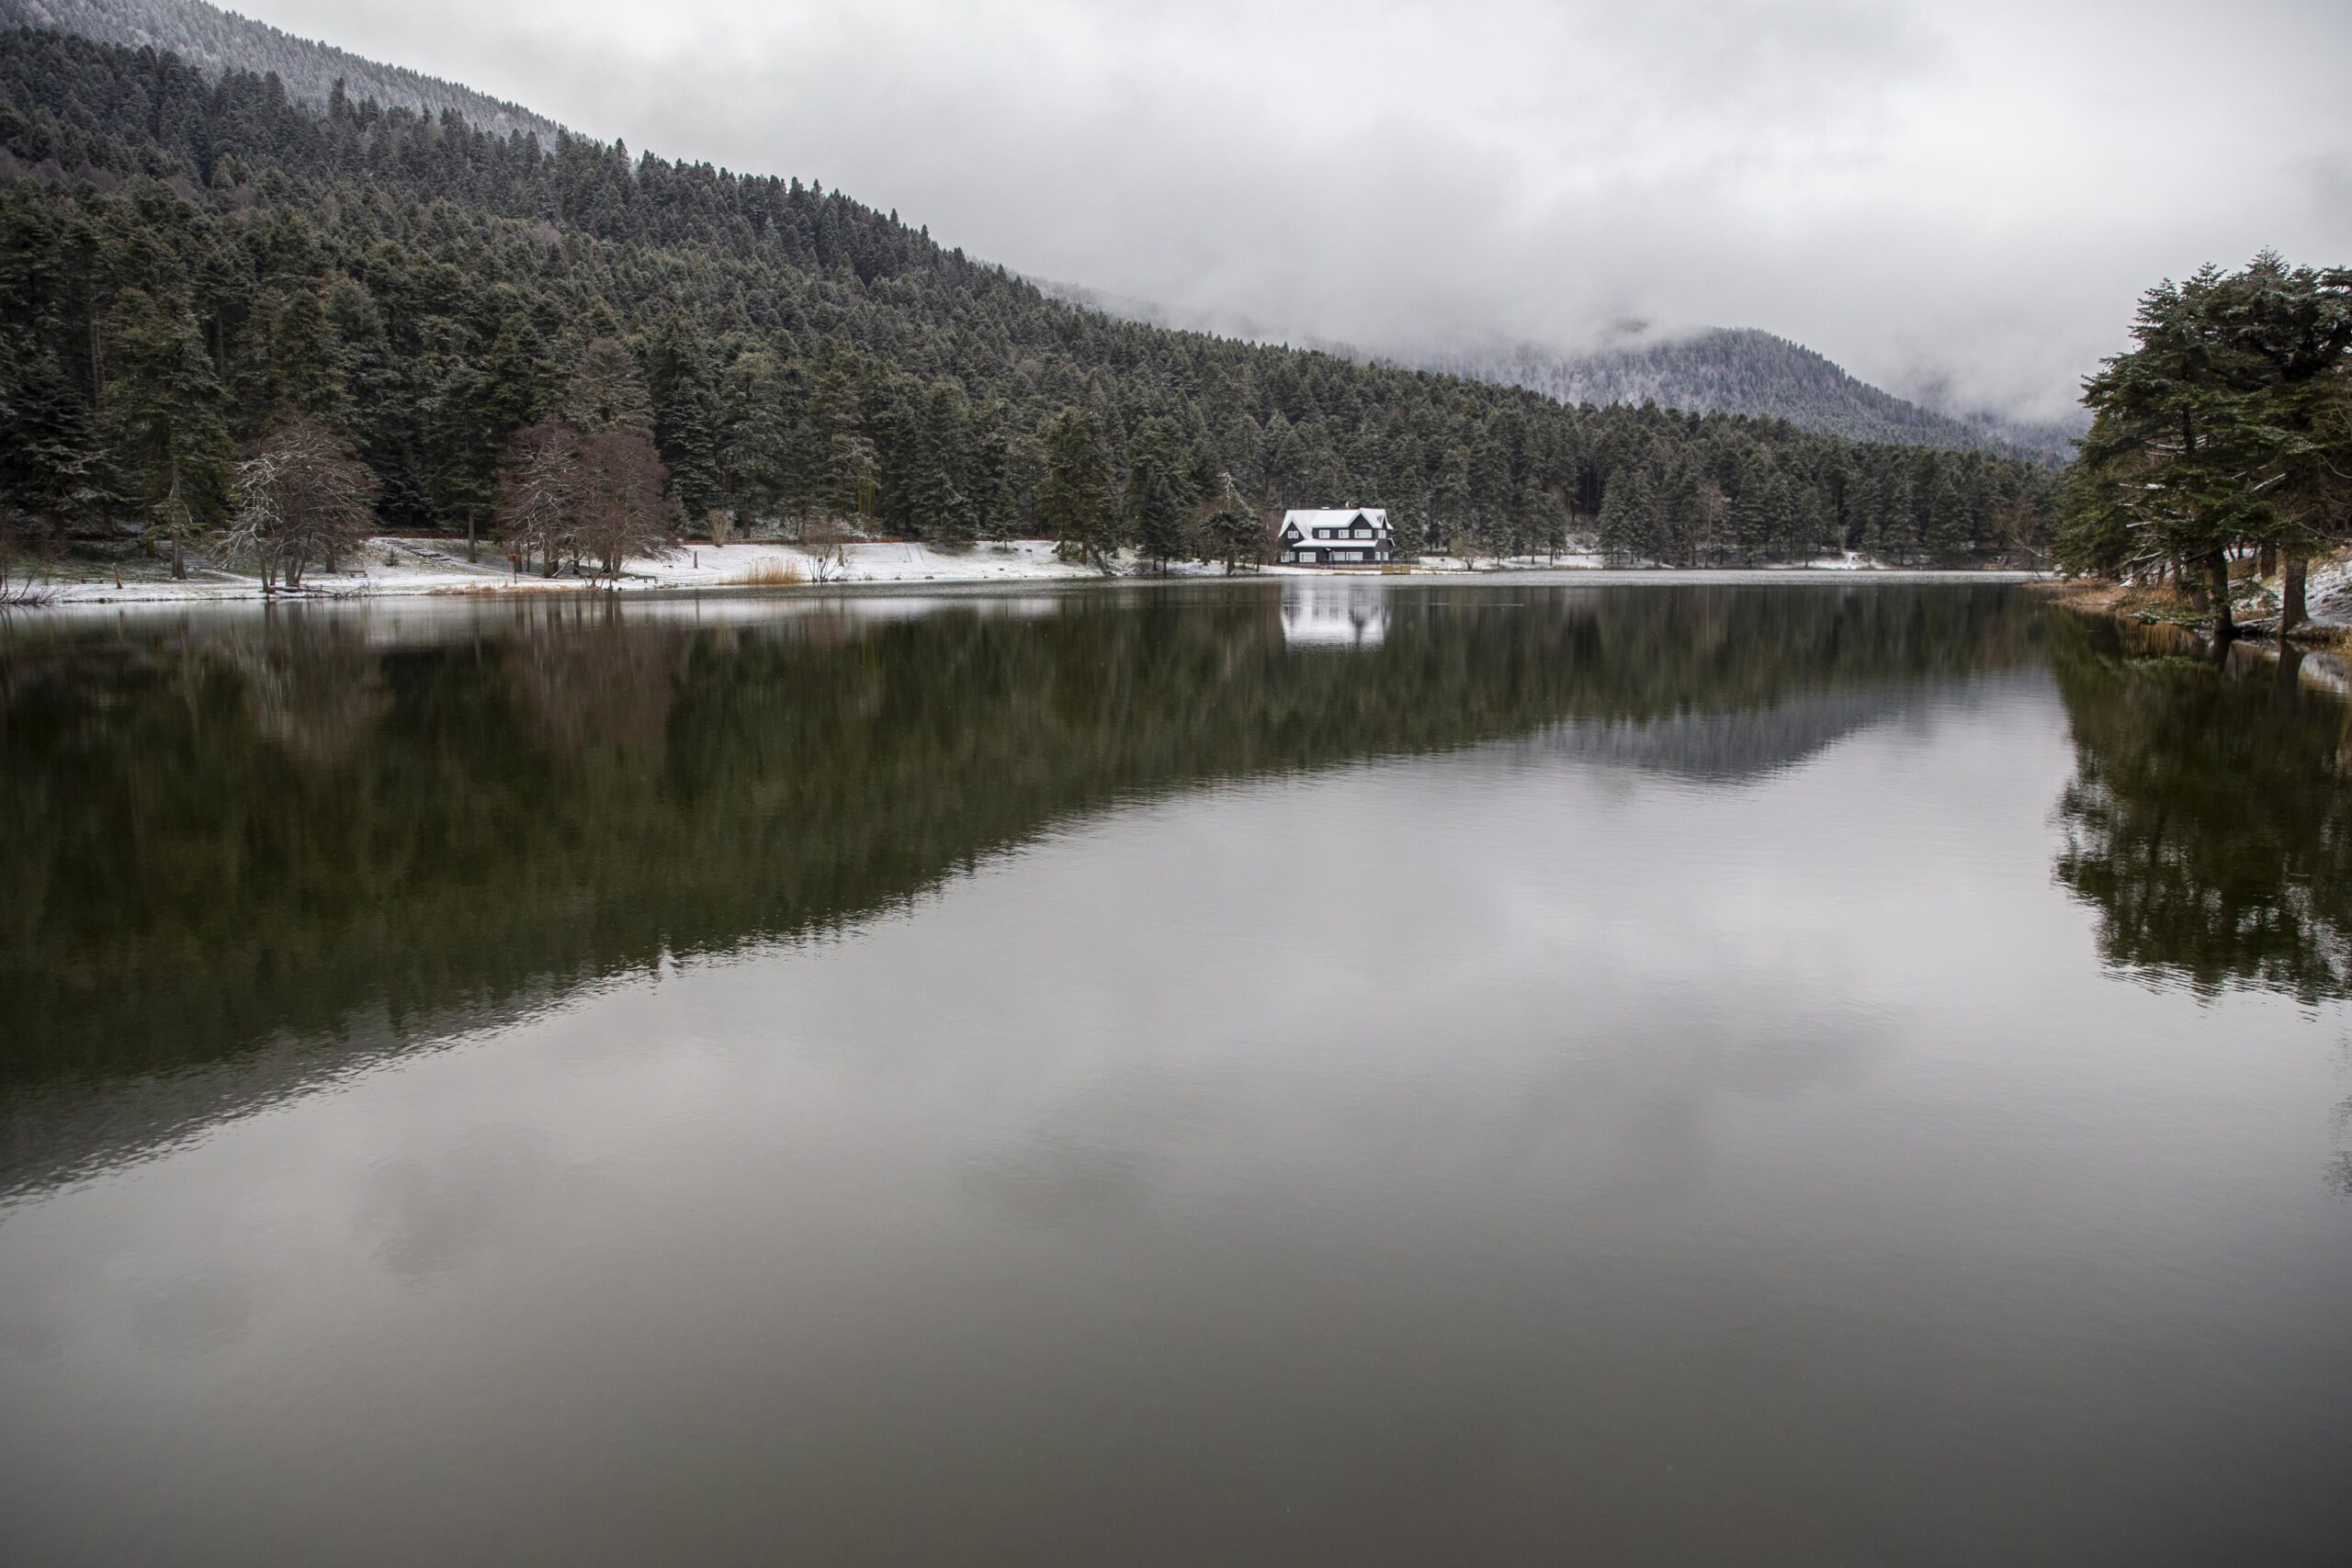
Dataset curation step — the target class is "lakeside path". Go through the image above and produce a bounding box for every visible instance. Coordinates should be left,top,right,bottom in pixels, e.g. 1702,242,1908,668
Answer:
20,538,2044,608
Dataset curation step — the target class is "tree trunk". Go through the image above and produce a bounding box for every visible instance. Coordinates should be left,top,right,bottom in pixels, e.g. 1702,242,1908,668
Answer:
171,536,185,581
467,513,479,565
2257,542,2277,580
2277,637,2304,696
2283,551,2309,634
2206,549,2234,639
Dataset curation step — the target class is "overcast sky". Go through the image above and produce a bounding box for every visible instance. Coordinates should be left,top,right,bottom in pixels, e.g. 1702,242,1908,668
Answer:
238,0,2351,421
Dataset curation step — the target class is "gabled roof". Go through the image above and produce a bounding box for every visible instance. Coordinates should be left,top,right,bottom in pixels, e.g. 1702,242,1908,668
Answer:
1281,508,1391,537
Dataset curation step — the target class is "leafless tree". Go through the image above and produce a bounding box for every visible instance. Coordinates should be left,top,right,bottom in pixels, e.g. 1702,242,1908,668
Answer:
799,514,854,581
0,516,59,607
498,417,584,577
576,430,678,582
220,417,377,590
496,420,677,583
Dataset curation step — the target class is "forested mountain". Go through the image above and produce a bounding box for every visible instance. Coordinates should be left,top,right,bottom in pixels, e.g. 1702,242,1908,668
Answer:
1424,330,2085,466
0,26,2061,565
0,0,557,142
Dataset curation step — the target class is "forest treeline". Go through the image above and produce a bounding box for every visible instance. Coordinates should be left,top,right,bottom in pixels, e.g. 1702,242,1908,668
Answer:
2058,254,2352,633
0,28,2061,571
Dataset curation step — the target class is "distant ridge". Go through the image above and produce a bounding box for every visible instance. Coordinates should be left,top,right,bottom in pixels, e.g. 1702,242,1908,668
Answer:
0,0,562,143
1423,330,2084,466
1045,279,2082,468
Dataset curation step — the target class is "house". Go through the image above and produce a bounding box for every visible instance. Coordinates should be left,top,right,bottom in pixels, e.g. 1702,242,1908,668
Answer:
1278,508,1394,566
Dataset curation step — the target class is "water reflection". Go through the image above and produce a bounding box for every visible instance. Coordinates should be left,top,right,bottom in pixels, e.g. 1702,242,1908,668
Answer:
2,582,2031,1193
2049,612,2352,1005
1281,584,1388,649
6,584,2352,1566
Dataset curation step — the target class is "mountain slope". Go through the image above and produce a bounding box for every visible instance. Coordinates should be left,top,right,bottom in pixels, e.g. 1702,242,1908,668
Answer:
0,24,2061,567
14,0,2079,470
1423,330,2083,466
0,0,560,142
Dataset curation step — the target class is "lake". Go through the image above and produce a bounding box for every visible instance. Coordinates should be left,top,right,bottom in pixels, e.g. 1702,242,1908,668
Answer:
3,580,2348,1565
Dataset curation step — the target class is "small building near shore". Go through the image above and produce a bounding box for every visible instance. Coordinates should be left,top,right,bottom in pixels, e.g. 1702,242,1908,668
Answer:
1278,508,1394,566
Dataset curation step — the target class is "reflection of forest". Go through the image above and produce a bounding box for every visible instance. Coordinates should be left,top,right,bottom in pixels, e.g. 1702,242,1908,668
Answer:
2051,612,2352,1005
2,584,2032,1187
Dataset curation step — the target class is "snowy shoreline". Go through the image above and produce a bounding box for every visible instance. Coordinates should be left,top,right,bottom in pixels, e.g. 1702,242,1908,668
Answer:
16,537,2041,608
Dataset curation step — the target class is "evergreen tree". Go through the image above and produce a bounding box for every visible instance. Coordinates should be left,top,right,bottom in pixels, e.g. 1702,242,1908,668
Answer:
1125,414,1197,569
908,379,974,541
647,317,724,524
1597,467,1657,563
265,284,348,424
101,286,232,576
1037,406,1116,570
0,332,106,528
1198,474,1263,571
566,336,653,438
720,347,807,532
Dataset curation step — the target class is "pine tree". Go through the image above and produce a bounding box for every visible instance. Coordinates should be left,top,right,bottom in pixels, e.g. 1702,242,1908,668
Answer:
266,284,348,423
1037,406,1116,570
101,287,232,576
1597,466,1657,563
0,331,106,528
720,347,807,532
1198,474,1263,571
908,379,973,542
1125,414,1197,569
566,336,654,438
647,317,723,523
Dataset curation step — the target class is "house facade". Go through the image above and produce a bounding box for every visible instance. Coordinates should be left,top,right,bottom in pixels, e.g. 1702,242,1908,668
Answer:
1278,508,1394,566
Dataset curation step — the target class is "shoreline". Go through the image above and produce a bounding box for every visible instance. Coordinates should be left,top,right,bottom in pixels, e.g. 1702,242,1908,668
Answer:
11,537,2044,610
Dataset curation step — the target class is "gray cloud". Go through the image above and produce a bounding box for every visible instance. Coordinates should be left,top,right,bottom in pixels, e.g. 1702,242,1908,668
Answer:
244,0,2352,420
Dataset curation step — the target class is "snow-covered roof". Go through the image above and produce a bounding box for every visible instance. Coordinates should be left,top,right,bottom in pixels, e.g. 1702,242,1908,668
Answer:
1280,509,1391,538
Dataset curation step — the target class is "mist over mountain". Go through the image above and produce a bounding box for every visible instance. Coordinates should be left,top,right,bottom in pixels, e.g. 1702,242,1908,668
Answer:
0,0,558,142
1044,287,2081,467
1423,331,2086,466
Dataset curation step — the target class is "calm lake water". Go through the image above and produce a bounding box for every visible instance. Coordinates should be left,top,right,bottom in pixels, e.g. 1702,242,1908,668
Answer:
3,580,2349,1565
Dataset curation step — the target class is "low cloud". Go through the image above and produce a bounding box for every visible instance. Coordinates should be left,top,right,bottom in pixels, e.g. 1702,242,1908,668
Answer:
250,0,2352,421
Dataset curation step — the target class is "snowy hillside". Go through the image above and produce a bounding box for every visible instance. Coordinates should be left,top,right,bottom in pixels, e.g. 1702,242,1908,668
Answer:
0,0,561,143
1425,330,2085,465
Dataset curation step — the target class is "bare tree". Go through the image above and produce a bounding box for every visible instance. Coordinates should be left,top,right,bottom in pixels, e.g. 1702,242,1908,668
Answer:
498,421,677,583
577,431,678,582
497,417,583,577
220,417,377,590
799,514,854,582
0,516,59,607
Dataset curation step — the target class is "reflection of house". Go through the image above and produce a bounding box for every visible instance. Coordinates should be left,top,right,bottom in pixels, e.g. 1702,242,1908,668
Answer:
1278,508,1394,566
1281,586,1387,649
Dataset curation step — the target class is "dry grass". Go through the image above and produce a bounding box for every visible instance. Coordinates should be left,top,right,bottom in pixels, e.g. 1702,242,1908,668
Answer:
729,557,809,588
2288,622,2352,652
2029,577,2203,626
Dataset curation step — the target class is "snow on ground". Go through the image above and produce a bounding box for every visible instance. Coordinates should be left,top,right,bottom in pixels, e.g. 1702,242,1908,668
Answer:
2301,550,2352,629
21,537,2022,607
35,538,1117,605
